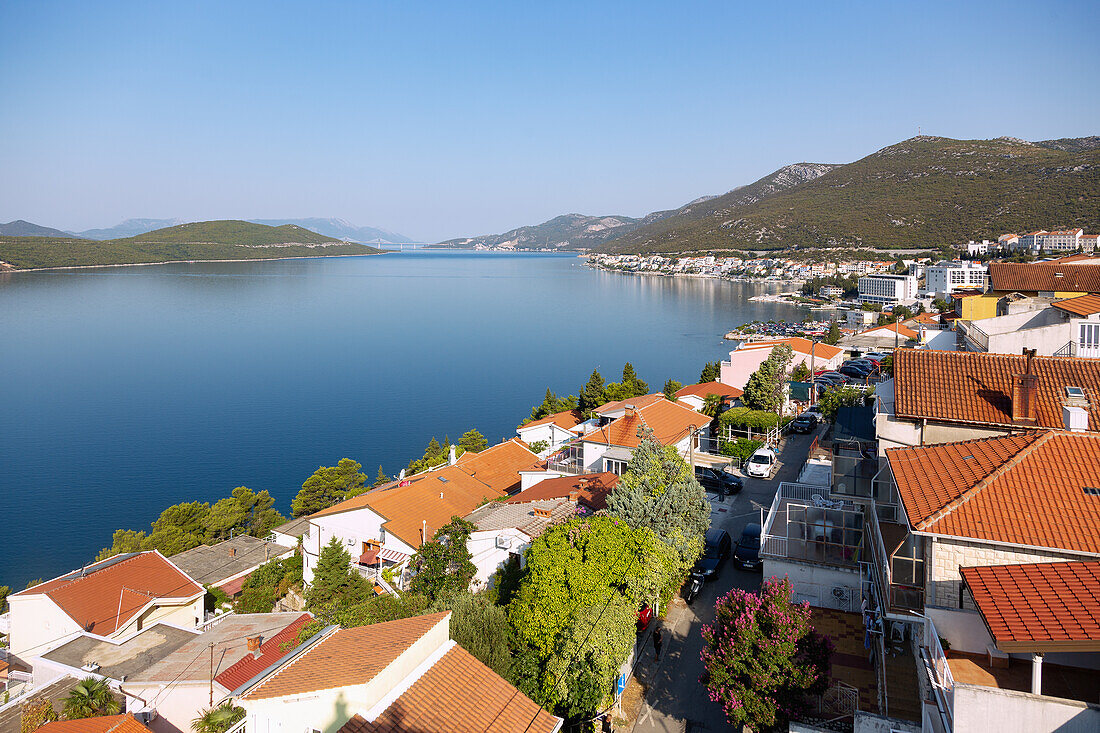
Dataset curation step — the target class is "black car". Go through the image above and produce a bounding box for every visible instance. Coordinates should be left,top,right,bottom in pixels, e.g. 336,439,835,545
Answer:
692,528,732,580
732,523,762,570
695,465,744,495
790,414,818,433
838,364,871,379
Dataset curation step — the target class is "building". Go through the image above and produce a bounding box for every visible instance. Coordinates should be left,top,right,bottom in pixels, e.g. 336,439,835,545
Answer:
924,261,988,298
464,498,576,588
269,515,312,548
673,381,744,412
838,322,919,353
965,240,993,256
170,535,293,597
858,274,918,305
951,290,1000,321
955,294,1100,357
988,262,1100,298
235,612,562,733
720,338,844,391
819,285,844,298
516,410,589,457
7,552,204,658
36,716,155,733
505,472,618,510
1017,229,1087,254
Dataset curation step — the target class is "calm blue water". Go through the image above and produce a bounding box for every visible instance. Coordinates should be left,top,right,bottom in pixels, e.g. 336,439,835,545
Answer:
0,251,804,588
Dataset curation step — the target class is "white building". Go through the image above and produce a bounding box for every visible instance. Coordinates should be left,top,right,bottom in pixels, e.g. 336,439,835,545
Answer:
924,260,988,298
966,240,993,256
1017,229,1086,254
858,274,918,305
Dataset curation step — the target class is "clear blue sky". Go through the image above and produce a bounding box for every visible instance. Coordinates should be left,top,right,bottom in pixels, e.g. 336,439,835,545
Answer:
2,0,1097,242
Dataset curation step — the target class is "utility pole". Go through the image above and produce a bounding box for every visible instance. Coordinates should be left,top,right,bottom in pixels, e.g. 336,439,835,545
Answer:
209,643,214,705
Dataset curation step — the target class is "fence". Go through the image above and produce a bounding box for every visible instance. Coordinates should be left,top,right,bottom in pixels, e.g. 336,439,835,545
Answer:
921,617,956,729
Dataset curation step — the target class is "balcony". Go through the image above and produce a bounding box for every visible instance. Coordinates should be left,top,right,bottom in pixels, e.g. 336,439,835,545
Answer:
547,457,586,475
760,482,865,568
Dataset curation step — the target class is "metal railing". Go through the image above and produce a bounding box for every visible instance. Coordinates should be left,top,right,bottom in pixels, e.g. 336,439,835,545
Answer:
760,482,852,559
547,459,585,475
919,616,955,730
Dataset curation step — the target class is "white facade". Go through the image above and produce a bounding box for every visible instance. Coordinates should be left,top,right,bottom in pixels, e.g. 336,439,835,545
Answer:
516,422,576,457
720,342,844,391
302,507,415,585
1017,229,1085,254
858,274,918,305
966,240,992,256
467,527,528,589
924,260,988,297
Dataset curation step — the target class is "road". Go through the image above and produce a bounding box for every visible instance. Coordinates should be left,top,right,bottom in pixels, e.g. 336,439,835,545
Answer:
628,428,823,732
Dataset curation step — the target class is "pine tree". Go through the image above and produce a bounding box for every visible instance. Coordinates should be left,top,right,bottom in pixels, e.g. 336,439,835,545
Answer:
621,363,649,396
825,321,841,345
699,362,721,383
458,428,488,453
663,378,683,401
306,537,368,610
291,459,367,517
373,465,389,488
578,369,608,414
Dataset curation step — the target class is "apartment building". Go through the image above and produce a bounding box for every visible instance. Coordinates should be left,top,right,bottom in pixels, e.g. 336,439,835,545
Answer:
858,274,918,305
924,261,988,298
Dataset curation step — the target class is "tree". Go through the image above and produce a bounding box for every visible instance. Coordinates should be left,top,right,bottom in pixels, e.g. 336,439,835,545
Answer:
578,369,608,414
818,385,869,421
620,363,649,396
372,465,389,488
527,388,578,422
191,702,246,733
932,297,951,313
701,576,831,732
0,585,9,613
699,362,721,383
19,697,58,732
700,393,724,419
447,591,513,678
409,517,477,603
825,320,841,345
297,592,432,643
458,428,488,454
663,378,683,401
790,362,811,382
228,486,285,537
742,344,793,412
62,677,120,719
292,458,367,517
306,537,369,611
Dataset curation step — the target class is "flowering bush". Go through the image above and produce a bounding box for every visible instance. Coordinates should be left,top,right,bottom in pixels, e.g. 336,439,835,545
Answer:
699,576,832,732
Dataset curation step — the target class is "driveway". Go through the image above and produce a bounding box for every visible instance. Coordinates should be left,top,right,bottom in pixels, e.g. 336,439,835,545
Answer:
628,427,823,732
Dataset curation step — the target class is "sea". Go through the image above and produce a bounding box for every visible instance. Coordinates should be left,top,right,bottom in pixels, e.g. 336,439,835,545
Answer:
0,250,806,588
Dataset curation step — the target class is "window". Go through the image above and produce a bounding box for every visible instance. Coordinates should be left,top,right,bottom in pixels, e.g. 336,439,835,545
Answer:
605,459,627,475
1080,324,1100,352
1066,386,1086,399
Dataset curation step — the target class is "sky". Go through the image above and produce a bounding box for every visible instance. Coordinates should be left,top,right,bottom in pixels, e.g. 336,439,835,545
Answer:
1,1,1098,242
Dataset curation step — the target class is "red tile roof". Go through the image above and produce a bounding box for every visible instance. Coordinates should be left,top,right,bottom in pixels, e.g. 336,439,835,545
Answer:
674,381,744,401
989,263,1100,293
517,410,581,431
893,349,1100,430
592,393,664,415
738,337,844,360
338,644,561,733
37,716,153,733
504,472,619,511
886,431,1100,553
961,561,1100,652
214,613,313,692
859,322,919,340
242,612,451,700
1053,294,1100,317
14,552,203,636
580,398,709,449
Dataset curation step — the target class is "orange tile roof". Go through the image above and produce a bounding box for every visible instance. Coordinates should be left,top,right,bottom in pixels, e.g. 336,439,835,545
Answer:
214,613,312,692
738,337,843,360
14,552,203,636
518,410,581,431
893,349,1100,430
1053,294,1100,317
905,312,942,325
504,472,619,511
241,612,450,700
338,645,561,733
37,716,153,733
312,440,537,548
859,322,919,339
961,561,1100,651
886,431,1100,553
674,381,744,400
989,263,1100,293
580,398,709,449
593,393,664,415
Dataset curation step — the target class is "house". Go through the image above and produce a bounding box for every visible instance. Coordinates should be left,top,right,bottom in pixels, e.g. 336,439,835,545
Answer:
269,515,312,548
591,393,665,421
32,612,311,733
720,338,844,391
988,262,1100,298
235,612,562,733
951,289,1000,321
36,716,155,733
673,381,744,412
955,294,1100,357
302,439,538,585
515,410,590,457
170,535,293,597
505,472,619,511
464,499,576,587
875,348,1100,453
838,322,919,353
7,552,204,658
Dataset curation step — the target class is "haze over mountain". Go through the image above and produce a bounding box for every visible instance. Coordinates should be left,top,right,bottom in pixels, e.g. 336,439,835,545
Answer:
248,218,412,244
74,218,186,240
0,220,73,238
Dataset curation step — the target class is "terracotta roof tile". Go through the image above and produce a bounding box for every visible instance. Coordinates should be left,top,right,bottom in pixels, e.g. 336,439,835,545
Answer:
893,349,1100,430
241,612,451,700
518,411,581,431
738,337,844,360
504,472,619,511
860,323,919,340
674,381,744,400
14,552,203,636
989,263,1100,293
1053,294,1100,317
887,431,1100,553
593,393,664,416
580,398,709,449
214,613,312,692
338,645,561,733
961,561,1100,650
37,715,153,733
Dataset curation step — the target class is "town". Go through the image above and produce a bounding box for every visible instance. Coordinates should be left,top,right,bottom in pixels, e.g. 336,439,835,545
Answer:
2,240,1099,733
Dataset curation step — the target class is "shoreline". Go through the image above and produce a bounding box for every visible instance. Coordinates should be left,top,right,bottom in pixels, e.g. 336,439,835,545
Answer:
1,250,393,274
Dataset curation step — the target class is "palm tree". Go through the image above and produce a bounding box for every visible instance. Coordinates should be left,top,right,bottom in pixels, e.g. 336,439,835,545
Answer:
701,393,724,419
62,676,120,719
191,702,246,733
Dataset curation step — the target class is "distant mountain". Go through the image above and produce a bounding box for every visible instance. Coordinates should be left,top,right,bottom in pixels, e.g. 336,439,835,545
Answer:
0,220,384,270
0,220,75,238
598,136,1100,254
75,218,185,240
249,218,413,244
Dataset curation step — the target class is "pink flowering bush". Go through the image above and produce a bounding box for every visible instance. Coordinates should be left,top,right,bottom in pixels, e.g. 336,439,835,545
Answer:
699,576,832,732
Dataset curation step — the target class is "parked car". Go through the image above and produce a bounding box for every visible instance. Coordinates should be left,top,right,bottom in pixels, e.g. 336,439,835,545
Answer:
682,573,703,604
732,523,762,570
816,371,847,383
802,404,824,421
847,358,876,370
695,465,744,494
790,414,818,433
637,603,653,632
864,352,889,363
745,445,777,478
692,529,732,580
838,364,872,379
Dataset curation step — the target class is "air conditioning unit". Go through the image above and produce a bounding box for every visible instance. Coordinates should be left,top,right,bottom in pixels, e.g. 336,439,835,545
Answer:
829,586,851,611
495,534,512,550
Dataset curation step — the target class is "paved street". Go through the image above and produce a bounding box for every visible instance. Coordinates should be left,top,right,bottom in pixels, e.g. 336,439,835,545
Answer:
629,428,823,732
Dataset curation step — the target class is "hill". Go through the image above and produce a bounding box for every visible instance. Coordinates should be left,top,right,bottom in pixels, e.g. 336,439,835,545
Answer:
74,218,186,240
0,220,74,237
0,220,383,270
249,217,413,244
597,136,1100,254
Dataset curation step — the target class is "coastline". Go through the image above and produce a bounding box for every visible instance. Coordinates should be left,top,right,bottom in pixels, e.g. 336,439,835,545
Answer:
0,250,393,274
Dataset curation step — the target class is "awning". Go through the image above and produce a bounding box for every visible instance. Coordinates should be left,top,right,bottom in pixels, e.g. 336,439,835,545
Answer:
216,573,250,597
358,548,380,566
378,547,410,564
601,446,633,462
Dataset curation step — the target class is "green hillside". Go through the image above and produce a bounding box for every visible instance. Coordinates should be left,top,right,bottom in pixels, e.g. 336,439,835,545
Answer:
0,220,383,270
598,136,1100,254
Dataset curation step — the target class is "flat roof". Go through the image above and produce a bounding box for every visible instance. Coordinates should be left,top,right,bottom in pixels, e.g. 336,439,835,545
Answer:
41,624,198,681
170,536,292,586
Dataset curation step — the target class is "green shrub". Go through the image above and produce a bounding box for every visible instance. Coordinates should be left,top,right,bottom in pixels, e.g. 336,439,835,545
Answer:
719,438,764,464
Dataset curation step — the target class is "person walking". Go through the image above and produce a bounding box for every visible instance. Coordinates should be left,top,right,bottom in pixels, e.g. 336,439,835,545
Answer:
652,626,663,661
600,713,613,733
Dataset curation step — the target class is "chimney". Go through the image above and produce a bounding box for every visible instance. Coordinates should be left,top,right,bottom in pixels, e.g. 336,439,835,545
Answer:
1063,405,1089,432
247,635,262,659
228,547,236,558
568,490,581,502
533,507,552,519
1012,349,1039,425
624,404,636,418
448,445,457,465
